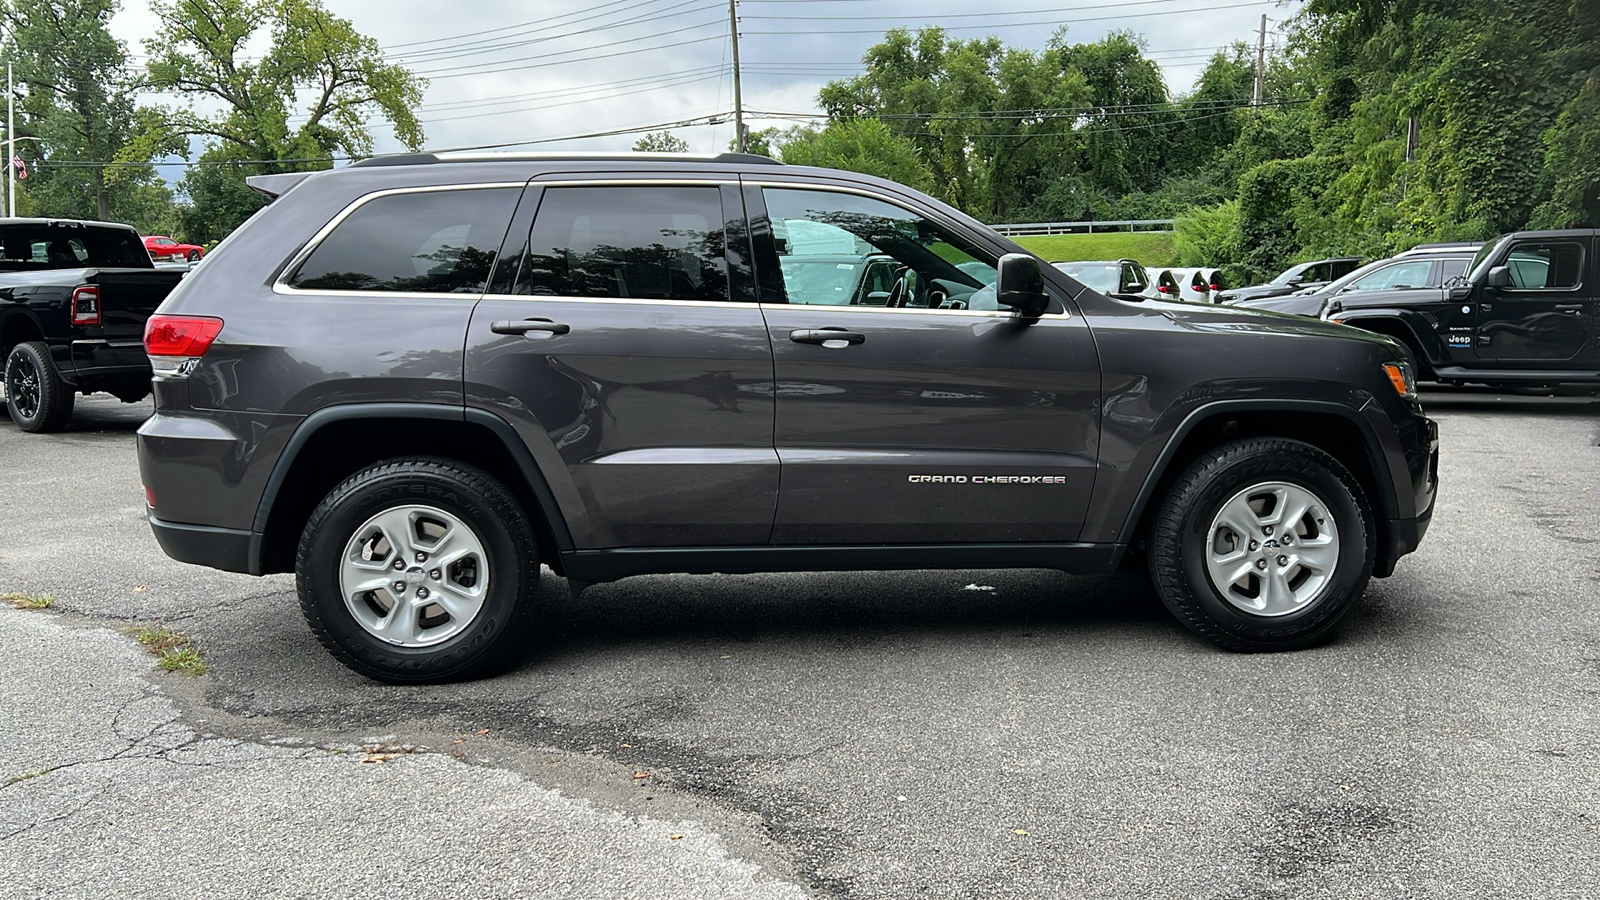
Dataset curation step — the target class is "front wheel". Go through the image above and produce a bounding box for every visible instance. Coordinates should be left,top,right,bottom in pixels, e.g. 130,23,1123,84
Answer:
187,249,201,261
296,457,540,683
4,341,75,432
1148,439,1374,651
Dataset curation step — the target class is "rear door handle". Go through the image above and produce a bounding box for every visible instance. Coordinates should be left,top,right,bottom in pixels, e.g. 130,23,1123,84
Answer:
491,318,571,336
1554,304,1584,313
789,328,865,346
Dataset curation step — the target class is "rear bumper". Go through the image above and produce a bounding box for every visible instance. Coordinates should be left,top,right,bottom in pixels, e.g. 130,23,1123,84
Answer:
147,513,259,575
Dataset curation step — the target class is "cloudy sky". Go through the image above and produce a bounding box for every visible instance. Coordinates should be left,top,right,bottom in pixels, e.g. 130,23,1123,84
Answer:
107,0,1302,160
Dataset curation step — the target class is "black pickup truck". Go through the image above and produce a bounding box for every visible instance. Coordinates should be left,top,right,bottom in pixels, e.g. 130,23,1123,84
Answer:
0,219,185,432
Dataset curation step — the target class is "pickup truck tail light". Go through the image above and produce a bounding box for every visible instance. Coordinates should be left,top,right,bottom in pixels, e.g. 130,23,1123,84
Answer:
145,314,224,374
71,286,101,325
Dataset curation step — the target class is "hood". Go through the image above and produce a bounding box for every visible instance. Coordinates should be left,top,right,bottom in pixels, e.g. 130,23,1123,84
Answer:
1137,296,1403,350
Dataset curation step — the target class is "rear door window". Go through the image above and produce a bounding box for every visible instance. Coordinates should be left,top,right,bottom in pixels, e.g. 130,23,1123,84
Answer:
514,186,729,301
288,187,520,293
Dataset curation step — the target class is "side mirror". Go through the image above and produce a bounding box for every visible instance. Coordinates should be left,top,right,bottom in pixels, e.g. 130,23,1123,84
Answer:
1121,280,1147,295
1486,266,1510,288
996,253,1050,317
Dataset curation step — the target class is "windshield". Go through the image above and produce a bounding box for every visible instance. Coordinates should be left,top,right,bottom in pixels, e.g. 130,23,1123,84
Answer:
1268,263,1305,285
1467,237,1506,283
1052,262,1118,294
0,223,150,270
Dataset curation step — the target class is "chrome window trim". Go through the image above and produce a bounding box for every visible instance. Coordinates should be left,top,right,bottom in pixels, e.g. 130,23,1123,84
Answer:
745,180,1069,319
527,178,736,187
477,294,746,309
273,182,528,297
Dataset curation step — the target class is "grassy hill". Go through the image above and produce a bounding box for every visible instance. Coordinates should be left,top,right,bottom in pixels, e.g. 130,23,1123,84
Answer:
1012,232,1177,267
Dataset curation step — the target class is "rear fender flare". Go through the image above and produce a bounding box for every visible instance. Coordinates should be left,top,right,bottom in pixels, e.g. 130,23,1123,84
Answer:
249,403,574,572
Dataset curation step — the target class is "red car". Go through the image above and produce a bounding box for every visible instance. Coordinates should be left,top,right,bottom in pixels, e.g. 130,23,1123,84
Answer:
143,235,204,262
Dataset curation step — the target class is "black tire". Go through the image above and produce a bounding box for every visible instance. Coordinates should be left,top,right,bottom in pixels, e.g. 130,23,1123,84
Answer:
187,250,201,261
1147,438,1374,652
295,457,540,683
4,341,75,433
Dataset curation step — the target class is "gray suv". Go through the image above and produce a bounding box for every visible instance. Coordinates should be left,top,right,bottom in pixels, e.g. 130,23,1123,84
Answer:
137,152,1438,682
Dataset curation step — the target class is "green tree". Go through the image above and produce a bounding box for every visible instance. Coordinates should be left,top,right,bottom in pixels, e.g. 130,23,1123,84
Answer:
633,131,689,152
131,0,426,240
774,119,935,193
1,0,164,222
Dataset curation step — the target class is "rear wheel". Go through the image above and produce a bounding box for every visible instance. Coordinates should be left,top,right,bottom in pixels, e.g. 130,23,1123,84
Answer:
1148,439,1373,651
4,341,74,432
296,457,540,683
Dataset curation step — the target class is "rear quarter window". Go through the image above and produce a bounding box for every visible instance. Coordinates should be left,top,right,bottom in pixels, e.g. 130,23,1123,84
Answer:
288,187,520,294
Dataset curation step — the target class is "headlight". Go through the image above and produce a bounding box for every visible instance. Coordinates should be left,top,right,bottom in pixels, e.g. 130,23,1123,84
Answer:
1383,361,1417,399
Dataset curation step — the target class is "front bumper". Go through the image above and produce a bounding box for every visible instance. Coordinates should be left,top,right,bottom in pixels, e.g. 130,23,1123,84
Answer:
1374,411,1438,577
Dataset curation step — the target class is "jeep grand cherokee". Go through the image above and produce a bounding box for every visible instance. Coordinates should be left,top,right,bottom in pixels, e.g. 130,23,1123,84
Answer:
137,152,1438,682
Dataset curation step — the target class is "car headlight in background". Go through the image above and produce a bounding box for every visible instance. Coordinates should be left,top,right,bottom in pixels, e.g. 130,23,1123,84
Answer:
1383,361,1417,399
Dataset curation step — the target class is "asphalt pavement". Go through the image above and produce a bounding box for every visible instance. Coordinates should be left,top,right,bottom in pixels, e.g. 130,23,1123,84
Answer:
1,390,1596,898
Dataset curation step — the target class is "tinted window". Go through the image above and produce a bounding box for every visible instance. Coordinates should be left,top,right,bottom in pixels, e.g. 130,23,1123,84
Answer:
516,186,728,301
289,187,519,293
1505,242,1584,289
0,224,148,269
1440,257,1471,284
765,188,996,310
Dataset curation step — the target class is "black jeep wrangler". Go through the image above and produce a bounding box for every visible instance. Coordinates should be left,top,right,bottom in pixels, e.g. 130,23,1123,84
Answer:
1327,230,1599,389
136,153,1439,682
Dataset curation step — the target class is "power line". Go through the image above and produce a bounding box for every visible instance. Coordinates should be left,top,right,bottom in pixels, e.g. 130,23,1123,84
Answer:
744,0,1272,34
744,0,1255,19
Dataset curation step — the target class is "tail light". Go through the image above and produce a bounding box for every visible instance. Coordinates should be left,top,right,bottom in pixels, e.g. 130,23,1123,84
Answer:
1209,283,1223,292
72,286,101,325
145,314,224,375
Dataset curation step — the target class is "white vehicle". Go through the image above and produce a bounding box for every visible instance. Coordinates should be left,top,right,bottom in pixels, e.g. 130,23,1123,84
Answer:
1152,267,1226,302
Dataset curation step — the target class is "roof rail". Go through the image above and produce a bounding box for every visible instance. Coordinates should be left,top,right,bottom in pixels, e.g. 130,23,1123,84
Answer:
349,150,781,168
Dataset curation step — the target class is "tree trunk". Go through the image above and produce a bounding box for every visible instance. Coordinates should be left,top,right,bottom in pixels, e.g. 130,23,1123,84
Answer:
93,169,110,221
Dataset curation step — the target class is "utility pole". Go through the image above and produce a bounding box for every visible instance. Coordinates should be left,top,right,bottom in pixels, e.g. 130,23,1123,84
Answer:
729,0,745,152
7,61,13,217
1253,14,1267,107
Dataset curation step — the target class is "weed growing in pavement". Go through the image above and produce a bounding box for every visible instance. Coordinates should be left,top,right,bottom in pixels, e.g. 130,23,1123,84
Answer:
131,627,210,676
2,592,55,610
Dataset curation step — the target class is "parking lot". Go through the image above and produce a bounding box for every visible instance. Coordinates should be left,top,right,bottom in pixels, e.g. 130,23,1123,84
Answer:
1,390,1597,898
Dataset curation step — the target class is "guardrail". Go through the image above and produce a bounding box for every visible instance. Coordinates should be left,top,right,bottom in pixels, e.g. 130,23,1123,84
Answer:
990,219,1175,236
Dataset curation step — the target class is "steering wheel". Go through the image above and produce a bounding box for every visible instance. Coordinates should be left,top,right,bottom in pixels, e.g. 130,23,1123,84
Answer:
885,267,921,309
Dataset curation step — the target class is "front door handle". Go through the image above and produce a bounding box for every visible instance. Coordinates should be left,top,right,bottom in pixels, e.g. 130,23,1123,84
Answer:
789,328,865,347
491,318,571,336
1554,304,1584,314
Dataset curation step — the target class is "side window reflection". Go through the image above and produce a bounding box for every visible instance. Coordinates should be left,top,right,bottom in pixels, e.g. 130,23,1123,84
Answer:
763,188,998,310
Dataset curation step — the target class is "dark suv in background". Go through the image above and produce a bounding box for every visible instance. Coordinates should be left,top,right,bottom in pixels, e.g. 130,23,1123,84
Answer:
137,153,1438,682
1215,256,1364,305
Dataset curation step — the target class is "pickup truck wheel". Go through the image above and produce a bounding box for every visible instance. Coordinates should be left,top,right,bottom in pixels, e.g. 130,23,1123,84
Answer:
1148,439,1374,652
4,341,74,433
295,457,540,683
